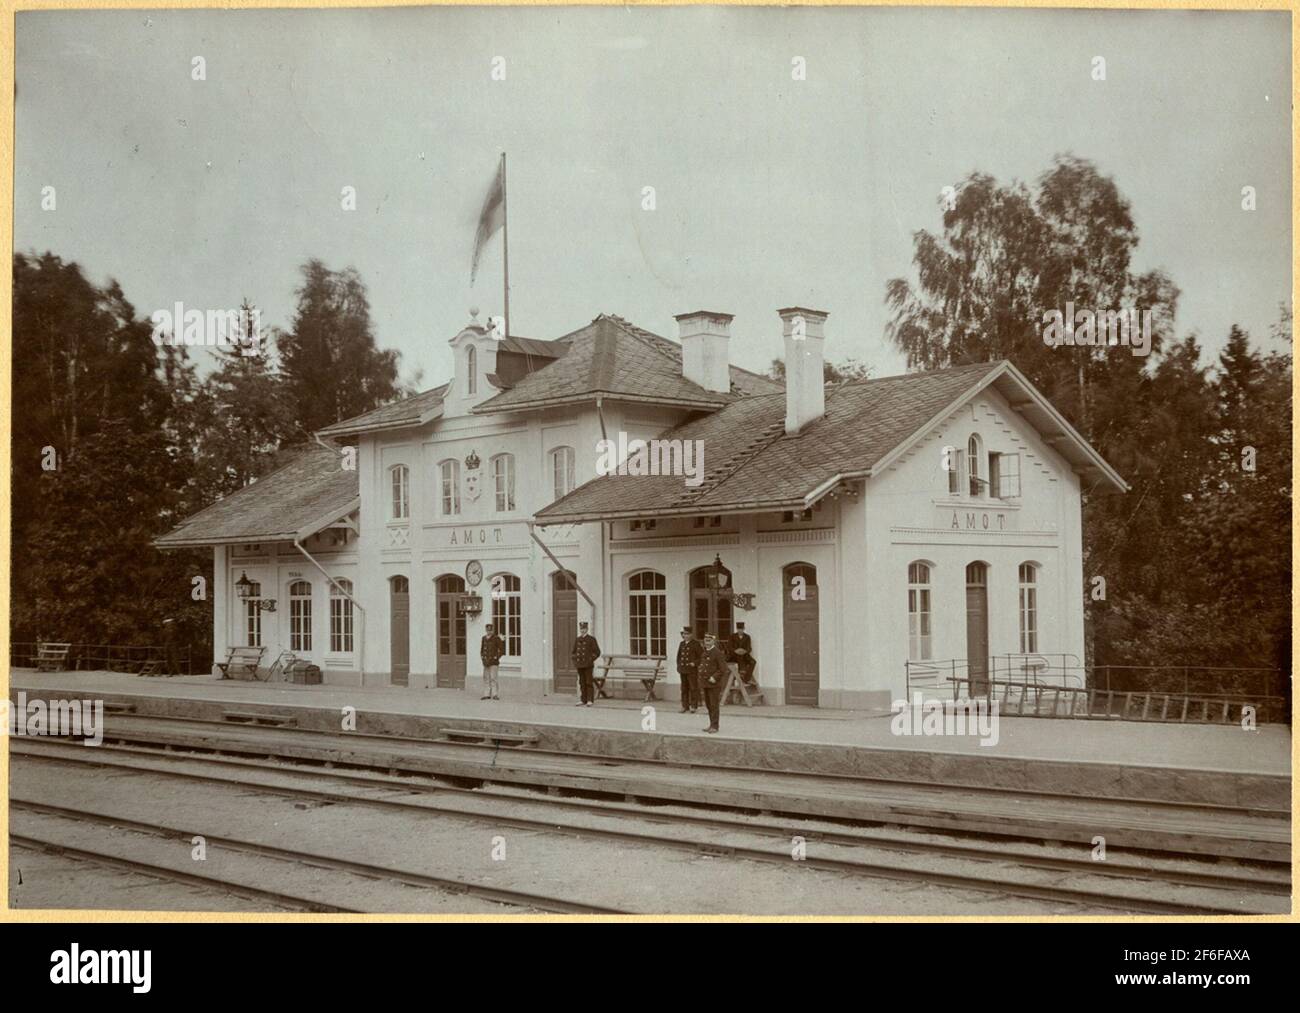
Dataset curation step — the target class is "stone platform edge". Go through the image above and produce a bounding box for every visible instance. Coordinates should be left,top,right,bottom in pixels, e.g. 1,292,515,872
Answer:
10,687,1290,811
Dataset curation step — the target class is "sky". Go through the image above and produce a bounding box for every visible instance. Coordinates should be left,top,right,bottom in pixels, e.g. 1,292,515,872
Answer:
14,6,1293,389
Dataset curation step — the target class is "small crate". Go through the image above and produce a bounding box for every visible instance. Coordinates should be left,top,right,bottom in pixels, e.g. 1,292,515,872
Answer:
286,661,322,685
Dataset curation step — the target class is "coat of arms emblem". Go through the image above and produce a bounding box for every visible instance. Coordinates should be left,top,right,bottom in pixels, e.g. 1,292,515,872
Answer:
464,451,482,502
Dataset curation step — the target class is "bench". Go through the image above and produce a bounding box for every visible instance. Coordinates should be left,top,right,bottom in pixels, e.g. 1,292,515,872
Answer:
36,642,72,672
216,645,265,680
594,655,665,702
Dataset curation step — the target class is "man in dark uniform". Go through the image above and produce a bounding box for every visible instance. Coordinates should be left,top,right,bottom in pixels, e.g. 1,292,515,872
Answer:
697,632,729,733
571,621,602,707
731,622,756,686
479,623,505,700
675,626,702,713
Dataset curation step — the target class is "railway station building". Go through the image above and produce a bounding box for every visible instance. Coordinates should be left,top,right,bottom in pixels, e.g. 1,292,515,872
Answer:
158,308,1126,709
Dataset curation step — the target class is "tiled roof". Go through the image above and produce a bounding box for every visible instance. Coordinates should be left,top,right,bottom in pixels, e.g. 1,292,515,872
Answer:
534,361,1015,521
317,383,450,438
472,314,780,414
155,444,359,548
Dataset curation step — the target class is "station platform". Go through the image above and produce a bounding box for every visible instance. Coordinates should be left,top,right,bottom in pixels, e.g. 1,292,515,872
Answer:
7,669,1291,808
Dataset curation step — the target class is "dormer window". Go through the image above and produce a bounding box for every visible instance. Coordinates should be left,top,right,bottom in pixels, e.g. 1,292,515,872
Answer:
466,345,477,396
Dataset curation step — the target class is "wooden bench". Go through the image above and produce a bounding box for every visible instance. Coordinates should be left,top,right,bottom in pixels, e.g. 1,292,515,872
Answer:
36,642,72,672
216,645,265,680
594,655,665,702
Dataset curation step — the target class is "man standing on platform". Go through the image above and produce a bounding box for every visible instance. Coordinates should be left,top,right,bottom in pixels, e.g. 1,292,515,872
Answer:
479,623,505,700
675,626,702,713
571,621,602,707
731,622,756,686
697,631,729,734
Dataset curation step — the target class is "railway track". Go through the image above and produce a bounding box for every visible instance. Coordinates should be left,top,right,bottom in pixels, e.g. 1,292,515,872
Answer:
10,793,626,916
71,710,1291,864
91,708,1291,818
12,739,1290,915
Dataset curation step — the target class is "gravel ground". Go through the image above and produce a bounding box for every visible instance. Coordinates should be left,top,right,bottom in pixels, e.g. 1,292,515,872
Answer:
8,750,1212,916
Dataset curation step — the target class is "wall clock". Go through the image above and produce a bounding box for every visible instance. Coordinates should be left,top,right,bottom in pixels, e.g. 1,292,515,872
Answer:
465,560,483,587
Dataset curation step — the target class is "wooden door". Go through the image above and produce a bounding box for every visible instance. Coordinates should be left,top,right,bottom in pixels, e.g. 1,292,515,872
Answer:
783,563,820,706
552,570,578,693
965,562,990,696
390,576,410,686
436,574,467,688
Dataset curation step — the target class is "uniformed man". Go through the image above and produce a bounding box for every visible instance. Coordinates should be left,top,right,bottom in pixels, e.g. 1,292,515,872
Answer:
696,632,730,734
731,622,756,686
479,623,505,700
571,621,602,707
675,626,702,713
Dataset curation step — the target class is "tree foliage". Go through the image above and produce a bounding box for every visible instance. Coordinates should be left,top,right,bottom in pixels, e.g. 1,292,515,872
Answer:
10,254,406,666
885,158,1291,696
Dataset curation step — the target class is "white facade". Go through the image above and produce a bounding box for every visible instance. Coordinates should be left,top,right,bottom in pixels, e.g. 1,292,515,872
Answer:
209,319,1103,710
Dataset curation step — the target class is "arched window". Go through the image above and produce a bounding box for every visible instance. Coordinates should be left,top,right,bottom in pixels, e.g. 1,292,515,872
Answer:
467,345,477,396
330,578,354,653
390,465,410,520
289,580,312,652
628,570,667,657
907,562,932,661
492,453,516,512
551,446,576,500
440,459,461,516
1019,563,1038,653
244,579,262,647
390,575,409,594
967,434,983,497
947,444,963,496
489,573,521,656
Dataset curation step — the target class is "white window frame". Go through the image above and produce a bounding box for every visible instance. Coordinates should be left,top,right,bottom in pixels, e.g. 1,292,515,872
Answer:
390,464,410,521
330,578,354,654
289,580,312,652
1019,563,1038,654
967,434,983,498
995,452,1021,498
551,446,576,501
490,573,522,657
907,563,932,661
493,453,516,512
244,580,262,648
440,459,461,516
467,345,477,396
946,445,963,496
628,570,667,657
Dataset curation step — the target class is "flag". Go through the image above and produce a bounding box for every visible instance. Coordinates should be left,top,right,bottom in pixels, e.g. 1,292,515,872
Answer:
470,156,505,285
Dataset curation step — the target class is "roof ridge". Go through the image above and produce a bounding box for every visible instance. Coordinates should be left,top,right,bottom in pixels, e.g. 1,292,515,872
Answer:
603,315,685,368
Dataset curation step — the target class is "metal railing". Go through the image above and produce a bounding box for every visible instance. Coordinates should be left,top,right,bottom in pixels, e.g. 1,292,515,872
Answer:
10,642,194,675
904,657,1286,724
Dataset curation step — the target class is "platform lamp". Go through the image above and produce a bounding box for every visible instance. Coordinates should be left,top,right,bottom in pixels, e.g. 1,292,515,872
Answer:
235,571,276,612
706,554,732,597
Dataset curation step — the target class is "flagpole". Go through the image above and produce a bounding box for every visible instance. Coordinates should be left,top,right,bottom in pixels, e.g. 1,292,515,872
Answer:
501,152,510,342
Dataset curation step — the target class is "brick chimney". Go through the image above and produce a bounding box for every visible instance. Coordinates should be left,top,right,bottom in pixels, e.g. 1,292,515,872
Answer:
675,311,733,394
779,307,828,434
